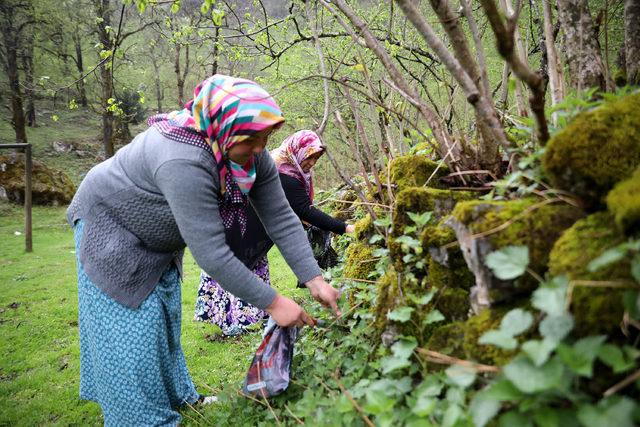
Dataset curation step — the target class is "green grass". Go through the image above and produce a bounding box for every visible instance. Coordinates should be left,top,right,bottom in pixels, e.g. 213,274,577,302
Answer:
0,202,304,425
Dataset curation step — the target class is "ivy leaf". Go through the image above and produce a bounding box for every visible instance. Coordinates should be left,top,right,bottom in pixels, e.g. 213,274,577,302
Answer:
381,339,417,374
387,306,414,323
369,234,384,244
414,376,444,398
577,397,637,427
470,393,501,427
482,378,524,401
499,411,533,427
503,355,565,393
522,339,557,366
479,330,518,350
500,308,533,336
380,355,411,374
442,404,463,427
410,395,437,417
631,253,640,283
364,390,396,415
587,246,627,272
485,245,530,280
423,309,445,325
445,365,477,388
408,289,436,306
597,344,636,373
539,314,574,342
532,277,569,316
557,336,606,377
391,338,417,360
408,211,433,228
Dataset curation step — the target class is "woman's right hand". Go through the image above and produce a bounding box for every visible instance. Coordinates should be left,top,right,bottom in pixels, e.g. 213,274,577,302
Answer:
345,224,356,234
266,294,315,327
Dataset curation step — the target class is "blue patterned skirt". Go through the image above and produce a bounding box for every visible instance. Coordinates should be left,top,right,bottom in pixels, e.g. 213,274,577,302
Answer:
194,256,270,336
74,220,199,426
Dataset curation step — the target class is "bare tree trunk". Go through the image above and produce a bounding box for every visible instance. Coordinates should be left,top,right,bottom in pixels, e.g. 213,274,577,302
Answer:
500,0,529,117
150,53,163,113
624,0,640,85
22,34,36,127
0,1,28,144
175,43,189,108
94,0,115,157
557,0,607,91
542,0,565,124
211,26,220,76
73,31,88,107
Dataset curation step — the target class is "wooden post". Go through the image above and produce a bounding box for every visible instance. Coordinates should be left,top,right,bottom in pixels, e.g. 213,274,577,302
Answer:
24,144,32,252
0,143,33,252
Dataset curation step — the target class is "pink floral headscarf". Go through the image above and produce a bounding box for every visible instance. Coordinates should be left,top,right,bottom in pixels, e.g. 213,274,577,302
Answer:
271,130,325,201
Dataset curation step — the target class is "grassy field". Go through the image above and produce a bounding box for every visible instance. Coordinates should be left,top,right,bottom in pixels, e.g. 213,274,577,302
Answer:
0,202,305,425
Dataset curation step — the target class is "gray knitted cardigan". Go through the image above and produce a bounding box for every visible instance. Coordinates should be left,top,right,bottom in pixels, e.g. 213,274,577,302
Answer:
67,127,321,309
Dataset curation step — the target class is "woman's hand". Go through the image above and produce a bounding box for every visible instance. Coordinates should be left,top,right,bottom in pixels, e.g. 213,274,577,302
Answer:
345,224,356,234
305,276,342,317
266,294,316,327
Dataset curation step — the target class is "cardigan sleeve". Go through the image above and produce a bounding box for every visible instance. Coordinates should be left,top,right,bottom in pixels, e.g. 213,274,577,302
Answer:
154,158,277,309
248,151,323,283
279,174,347,234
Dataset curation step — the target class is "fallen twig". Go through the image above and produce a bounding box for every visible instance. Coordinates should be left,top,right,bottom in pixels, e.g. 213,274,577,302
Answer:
603,368,640,397
333,371,375,427
416,347,500,373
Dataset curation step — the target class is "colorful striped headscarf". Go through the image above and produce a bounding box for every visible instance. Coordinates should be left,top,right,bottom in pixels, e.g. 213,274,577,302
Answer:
271,130,325,201
148,74,285,195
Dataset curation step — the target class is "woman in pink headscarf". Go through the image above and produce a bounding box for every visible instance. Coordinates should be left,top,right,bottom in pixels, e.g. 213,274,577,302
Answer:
195,130,355,336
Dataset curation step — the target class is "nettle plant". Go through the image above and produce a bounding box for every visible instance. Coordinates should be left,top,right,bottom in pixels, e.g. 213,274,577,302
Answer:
472,244,640,427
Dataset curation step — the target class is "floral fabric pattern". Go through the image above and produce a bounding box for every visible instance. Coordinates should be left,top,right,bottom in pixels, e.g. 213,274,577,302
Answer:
194,256,270,336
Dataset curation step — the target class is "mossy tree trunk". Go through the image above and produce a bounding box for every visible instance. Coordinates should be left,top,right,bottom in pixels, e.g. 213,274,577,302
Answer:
94,0,115,158
557,0,608,92
624,0,640,85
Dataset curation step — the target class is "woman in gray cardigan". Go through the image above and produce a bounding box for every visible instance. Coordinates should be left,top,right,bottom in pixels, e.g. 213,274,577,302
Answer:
67,75,340,426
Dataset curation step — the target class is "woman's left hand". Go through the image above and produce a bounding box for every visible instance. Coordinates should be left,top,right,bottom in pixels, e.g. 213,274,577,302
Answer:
305,276,341,317
345,224,356,234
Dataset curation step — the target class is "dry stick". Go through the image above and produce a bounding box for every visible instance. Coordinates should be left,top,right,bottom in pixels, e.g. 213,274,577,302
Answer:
480,0,550,144
603,369,640,397
315,197,391,209
320,0,456,164
305,3,330,136
416,348,501,373
334,109,375,197
342,86,386,202
333,372,375,427
285,404,305,425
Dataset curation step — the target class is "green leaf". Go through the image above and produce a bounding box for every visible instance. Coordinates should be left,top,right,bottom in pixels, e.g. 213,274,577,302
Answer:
380,355,411,374
387,306,414,323
445,365,476,388
482,378,524,401
557,336,606,377
532,277,568,316
423,309,445,325
391,338,417,359
170,0,180,14
503,355,564,393
539,314,574,342
587,245,627,272
408,289,436,306
442,404,463,427
499,411,533,427
470,394,501,427
369,234,384,244
578,397,637,427
410,396,437,417
414,376,444,398
381,339,417,374
479,330,518,350
500,308,533,336
364,390,396,415
485,245,530,280
631,253,640,283
597,344,636,373
521,339,557,366
408,211,433,228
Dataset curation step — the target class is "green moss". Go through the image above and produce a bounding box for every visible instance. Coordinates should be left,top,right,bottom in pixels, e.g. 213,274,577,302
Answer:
606,166,640,235
343,243,377,281
548,212,629,280
452,198,583,280
0,154,76,205
329,188,358,221
373,269,400,332
542,93,640,208
462,307,518,366
393,188,474,237
425,321,466,361
386,155,449,192
548,212,631,336
434,287,470,321
422,220,474,290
